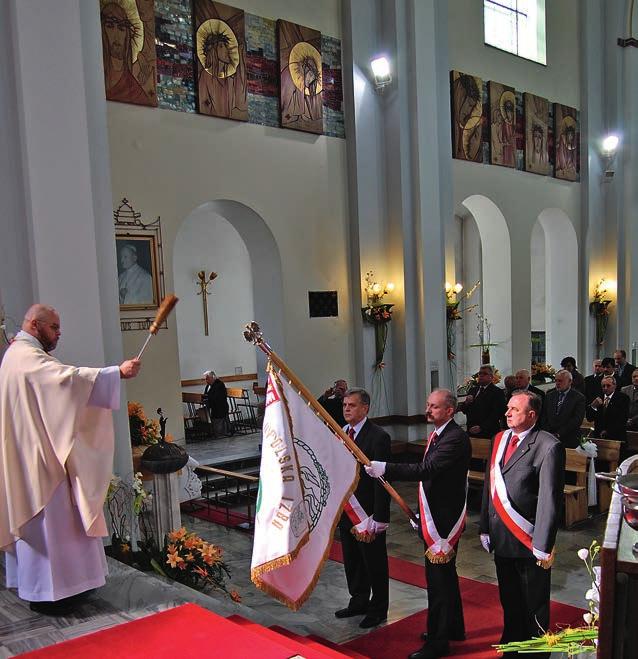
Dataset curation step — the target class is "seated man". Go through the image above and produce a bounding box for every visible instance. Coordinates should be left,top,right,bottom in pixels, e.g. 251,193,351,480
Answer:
621,369,638,430
457,365,506,438
318,379,347,427
560,356,585,395
589,375,630,442
203,370,229,437
541,369,586,448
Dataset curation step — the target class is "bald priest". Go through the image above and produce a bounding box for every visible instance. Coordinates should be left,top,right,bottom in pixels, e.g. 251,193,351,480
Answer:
0,304,140,615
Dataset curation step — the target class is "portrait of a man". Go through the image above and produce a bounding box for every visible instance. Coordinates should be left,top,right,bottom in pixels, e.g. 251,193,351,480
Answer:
116,237,158,309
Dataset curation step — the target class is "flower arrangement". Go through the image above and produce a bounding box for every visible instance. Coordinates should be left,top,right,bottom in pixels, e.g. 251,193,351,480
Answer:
494,540,600,656
128,402,173,446
150,527,240,602
531,362,556,384
469,313,499,365
445,281,480,361
361,271,395,369
589,279,613,348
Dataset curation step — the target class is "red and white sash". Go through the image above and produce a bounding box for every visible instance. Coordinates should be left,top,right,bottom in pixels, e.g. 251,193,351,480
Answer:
418,430,467,563
489,430,534,551
343,495,376,542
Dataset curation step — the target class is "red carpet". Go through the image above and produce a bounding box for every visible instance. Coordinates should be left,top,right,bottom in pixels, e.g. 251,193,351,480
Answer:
329,542,586,659
181,502,252,529
18,604,351,658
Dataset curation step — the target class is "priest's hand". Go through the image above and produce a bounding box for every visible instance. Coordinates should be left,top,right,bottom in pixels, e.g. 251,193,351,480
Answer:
119,358,141,379
365,461,386,478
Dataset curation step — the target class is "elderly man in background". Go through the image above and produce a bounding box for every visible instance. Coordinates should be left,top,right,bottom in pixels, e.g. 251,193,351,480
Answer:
202,370,229,437
541,369,586,448
514,369,545,401
622,369,638,430
559,356,585,395
0,304,140,615
317,378,348,427
614,349,636,388
457,365,506,438
590,375,630,442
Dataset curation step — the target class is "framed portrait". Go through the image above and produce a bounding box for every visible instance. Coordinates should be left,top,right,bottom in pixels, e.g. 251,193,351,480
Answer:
115,233,160,310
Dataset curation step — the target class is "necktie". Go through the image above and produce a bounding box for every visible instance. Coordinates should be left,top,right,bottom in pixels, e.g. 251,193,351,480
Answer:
603,396,610,408
503,434,520,464
475,386,484,398
424,430,437,456
557,391,566,412
348,427,356,441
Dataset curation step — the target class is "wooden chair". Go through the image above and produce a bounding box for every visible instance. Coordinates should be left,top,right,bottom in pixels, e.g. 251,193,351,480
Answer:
227,387,254,434
591,438,621,512
563,448,588,527
468,437,491,490
182,392,209,440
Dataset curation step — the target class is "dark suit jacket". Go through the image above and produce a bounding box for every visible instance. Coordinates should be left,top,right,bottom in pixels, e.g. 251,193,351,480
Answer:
480,429,565,558
571,370,586,395
385,420,470,538
541,388,586,448
317,394,345,427
339,419,391,525
584,374,603,407
458,383,506,438
591,391,630,442
621,384,638,427
616,363,637,388
203,379,228,418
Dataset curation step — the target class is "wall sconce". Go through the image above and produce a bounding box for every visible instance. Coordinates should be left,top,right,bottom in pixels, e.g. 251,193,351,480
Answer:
196,270,218,336
601,134,620,178
370,56,392,92
364,271,394,305
590,277,615,353
445,281,463,302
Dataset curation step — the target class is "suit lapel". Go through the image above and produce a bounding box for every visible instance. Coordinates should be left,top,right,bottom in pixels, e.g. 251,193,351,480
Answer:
502,429,537,473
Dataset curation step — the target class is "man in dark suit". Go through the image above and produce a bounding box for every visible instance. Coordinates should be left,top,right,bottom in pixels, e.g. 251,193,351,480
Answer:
317,378,347,427
366,389,470,659
541,369,586,448
589,375,630,442
514,369,545,402
335,388,391,629
559,356,585,395
457,365,506,437
621,369,638,429
614,349,636,388
584,358,604,405
480,391,565,657
202,370,228,437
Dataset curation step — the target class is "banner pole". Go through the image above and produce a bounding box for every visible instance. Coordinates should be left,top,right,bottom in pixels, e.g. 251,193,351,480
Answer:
243,322,419,526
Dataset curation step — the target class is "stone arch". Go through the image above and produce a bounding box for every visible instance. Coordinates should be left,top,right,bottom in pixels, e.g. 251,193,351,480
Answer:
535,208,579,367
173,200,284,380
460,194,513,376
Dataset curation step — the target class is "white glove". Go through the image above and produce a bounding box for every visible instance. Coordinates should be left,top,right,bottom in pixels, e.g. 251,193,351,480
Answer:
371,520,389,534
480,533,490,552
365,461,386,478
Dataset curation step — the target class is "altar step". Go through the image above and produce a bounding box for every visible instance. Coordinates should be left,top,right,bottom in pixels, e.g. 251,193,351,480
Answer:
228,615,367,658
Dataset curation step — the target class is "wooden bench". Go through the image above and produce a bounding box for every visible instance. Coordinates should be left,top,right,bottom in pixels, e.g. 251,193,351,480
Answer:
564,448,588,527
468,437,491,489
591,438,621,512
626,430,638,455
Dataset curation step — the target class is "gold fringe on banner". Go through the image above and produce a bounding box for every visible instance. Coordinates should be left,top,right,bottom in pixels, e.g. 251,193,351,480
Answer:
350,527,376,543
425,547,455,564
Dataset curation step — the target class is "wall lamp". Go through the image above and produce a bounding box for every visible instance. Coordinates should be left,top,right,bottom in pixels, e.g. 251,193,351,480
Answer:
370,56,392,92
601,134,620,178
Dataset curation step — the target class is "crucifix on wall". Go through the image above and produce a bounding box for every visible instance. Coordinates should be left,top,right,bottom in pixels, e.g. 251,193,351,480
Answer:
196,270,217,335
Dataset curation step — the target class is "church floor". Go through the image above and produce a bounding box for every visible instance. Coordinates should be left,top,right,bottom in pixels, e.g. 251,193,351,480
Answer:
0,469,605,656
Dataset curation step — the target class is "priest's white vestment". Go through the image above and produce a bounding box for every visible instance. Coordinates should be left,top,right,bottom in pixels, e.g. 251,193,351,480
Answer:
0,332,120,601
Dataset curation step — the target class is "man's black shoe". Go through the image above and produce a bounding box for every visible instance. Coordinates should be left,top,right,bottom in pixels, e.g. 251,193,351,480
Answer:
335,606,366,619
359,614,387,629
29,601,74,616
408,643,450,659
420,632,465,641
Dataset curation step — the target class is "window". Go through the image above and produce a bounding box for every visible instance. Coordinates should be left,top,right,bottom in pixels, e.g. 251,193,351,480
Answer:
484,0,546,65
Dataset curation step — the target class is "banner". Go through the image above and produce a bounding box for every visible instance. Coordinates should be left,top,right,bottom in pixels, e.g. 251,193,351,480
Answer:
251,367,358,610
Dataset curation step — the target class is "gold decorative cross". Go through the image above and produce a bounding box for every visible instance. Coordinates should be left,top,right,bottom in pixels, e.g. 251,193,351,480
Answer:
196,271,217,336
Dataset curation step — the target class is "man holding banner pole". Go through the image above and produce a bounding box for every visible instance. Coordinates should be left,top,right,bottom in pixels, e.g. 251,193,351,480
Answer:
366,389,470,659
335,387,391,629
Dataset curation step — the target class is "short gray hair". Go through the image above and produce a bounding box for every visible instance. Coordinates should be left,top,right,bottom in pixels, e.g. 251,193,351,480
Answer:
431,388,457,410
479,364,494,375
510,389,542,417
344,387,370,407
555,368,572,381
203,370,216,378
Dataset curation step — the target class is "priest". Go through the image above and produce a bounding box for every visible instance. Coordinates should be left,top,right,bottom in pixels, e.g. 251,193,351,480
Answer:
0,304,141,614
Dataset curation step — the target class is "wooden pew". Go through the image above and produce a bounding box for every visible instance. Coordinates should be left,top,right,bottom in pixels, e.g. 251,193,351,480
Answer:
564,448,588,527
591,438,621,512
468,437,491,489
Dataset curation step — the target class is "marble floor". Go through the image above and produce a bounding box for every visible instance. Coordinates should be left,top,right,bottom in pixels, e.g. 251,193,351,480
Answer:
0,442,606,657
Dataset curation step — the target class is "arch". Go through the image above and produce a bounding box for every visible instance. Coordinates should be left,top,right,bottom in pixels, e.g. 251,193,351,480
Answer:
460,194,512,376
173,200,284,380
535,208,578,367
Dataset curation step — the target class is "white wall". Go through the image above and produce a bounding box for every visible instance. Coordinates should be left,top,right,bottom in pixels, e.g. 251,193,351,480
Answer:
530,222,546,331
173,211,256,380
